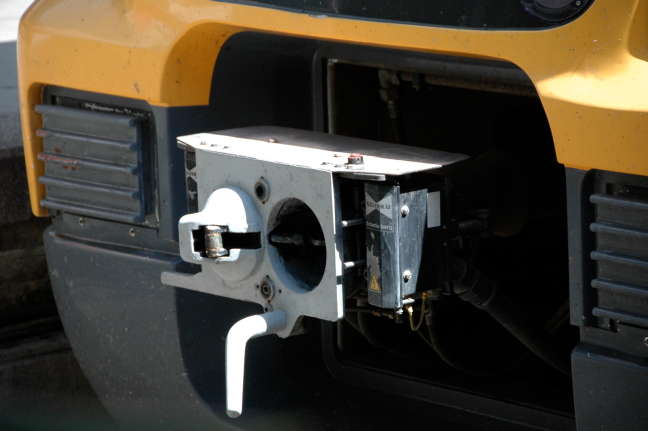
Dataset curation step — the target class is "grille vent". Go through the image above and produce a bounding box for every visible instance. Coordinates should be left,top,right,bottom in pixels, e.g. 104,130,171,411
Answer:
590,179,648,333
36,103,151,224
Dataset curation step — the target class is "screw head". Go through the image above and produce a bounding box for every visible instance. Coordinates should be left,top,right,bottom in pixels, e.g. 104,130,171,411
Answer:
643,336,648,348
400,205,410,217
128,228,136,238
78,217,85,226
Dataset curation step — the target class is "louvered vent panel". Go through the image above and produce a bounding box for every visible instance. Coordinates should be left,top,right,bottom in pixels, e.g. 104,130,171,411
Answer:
36,104,146,223
590,186,648,329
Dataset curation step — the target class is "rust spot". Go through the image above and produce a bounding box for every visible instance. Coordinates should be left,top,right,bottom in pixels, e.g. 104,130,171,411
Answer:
38,153,80,171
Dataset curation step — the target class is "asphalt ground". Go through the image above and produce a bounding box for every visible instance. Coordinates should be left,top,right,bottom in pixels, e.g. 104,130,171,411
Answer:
1,0,34,224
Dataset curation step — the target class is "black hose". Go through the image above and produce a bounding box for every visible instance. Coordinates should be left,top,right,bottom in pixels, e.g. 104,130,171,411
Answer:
422,301,495,377
452,259,571,376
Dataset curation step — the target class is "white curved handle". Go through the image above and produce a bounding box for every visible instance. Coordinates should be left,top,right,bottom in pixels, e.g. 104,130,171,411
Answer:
225,311,287,418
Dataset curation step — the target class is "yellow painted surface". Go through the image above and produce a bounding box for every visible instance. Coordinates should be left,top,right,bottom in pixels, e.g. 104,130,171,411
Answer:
17,0,648,216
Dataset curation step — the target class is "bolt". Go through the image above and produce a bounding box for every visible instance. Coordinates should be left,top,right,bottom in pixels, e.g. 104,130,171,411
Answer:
260,277,275,301
78,217,85,226
402,270,413,283
400,205,410,217
347,153,364,165
643,336,648,348
128,228,136,238
204,225,228,258
575,0,582,6
345,153,365,170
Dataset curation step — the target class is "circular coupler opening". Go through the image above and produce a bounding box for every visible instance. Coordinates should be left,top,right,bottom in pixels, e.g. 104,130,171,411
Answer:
268,198,326,290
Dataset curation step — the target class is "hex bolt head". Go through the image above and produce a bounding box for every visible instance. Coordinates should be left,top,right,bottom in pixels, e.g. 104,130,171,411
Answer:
400,205,410,217
402,270,413,283
260,277,275,301
345,153,365,170
347,153,364,165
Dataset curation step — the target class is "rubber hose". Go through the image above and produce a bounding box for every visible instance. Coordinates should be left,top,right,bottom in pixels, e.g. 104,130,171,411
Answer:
424,301,495,377
453,259,571,375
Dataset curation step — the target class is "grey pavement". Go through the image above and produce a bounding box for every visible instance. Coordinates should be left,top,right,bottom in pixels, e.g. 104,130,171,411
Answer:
0,0,33,156
0,0,36,223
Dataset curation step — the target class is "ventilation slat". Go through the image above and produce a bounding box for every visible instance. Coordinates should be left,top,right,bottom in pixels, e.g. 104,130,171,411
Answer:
38,153,139,188
38,153,137,172
590,194,648,212
36,104,140,142
591,222,648,241
592,279,648,299
592,307,648,329
37,129,138,165
39,176,138,198
40,199,143,224
590,251,648,270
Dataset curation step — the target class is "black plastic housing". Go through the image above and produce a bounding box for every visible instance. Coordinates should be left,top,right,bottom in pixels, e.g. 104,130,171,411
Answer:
567,168,648,431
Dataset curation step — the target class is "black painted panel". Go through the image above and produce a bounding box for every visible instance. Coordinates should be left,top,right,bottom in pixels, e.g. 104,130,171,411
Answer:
213,0,592,29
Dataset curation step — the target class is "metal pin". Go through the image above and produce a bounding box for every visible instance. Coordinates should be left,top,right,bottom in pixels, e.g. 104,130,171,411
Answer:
341,218,365,228
204,225,228,258
343,260,366,270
